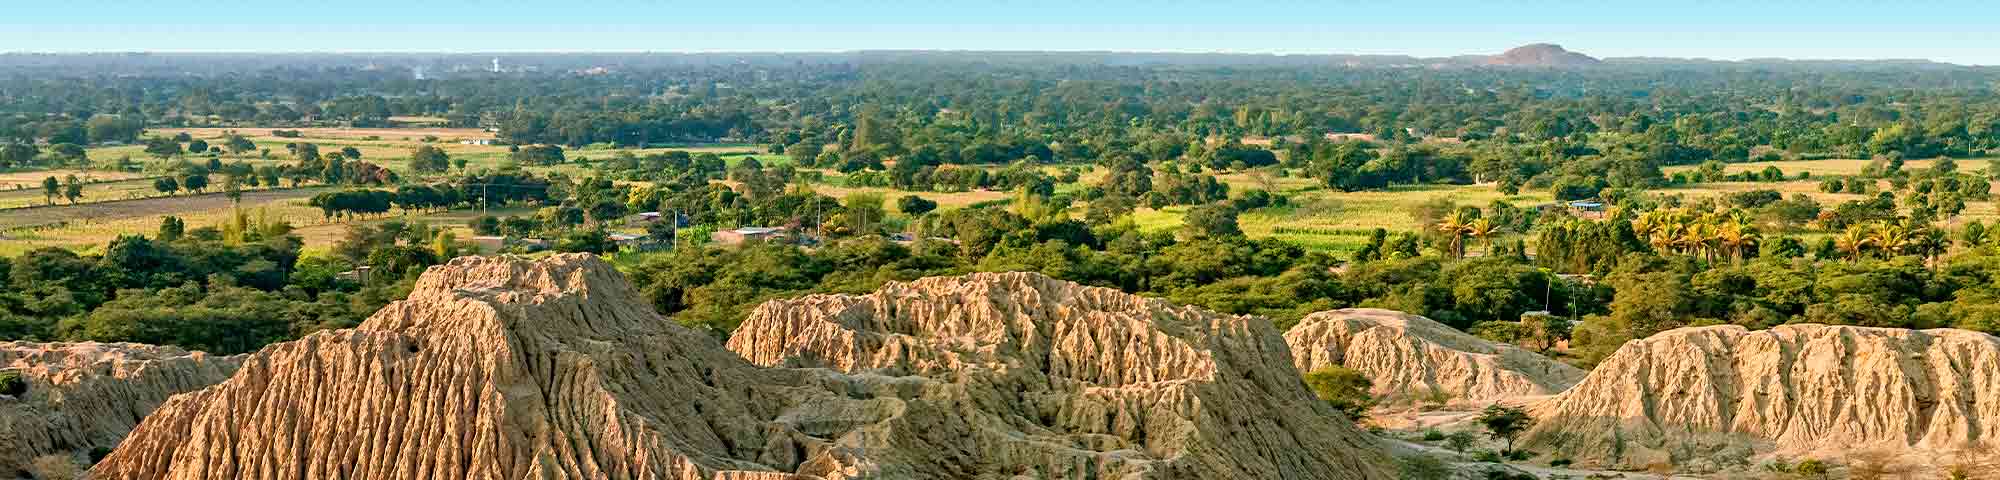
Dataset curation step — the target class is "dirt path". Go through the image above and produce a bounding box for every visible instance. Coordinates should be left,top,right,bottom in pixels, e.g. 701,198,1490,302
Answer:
1384,438,1704,479
0,187,329,230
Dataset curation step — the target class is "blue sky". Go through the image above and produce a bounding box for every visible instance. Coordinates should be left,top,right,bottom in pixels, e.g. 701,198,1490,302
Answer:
8,1,2000,64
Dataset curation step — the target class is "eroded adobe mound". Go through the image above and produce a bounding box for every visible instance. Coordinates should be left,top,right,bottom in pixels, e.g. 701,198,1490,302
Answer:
94,256,1393,480
1283,308,1583,405
0,342,239,477
1523,324,2000,470
1486,43,1602,67
727,271,1393,479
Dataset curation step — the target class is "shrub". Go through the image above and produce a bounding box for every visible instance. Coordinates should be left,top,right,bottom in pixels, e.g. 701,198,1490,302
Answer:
1421,429,1446,442
26,455,83,480
0,370,26,396
1397,454,1452,480
1471,449,1504,463
1796,458,1831,479
1444,431,1477,453
1302,365,1375,422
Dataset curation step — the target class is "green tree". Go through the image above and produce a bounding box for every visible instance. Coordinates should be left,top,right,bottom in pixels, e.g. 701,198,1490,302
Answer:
555,227,614,254
842,192,886,236
1476,404,1534,453
1443,431,1477,453
1181,204,1242,238
1,143,42,167
41,176,60,205
158,216,186,241
61,175,84,204
224,134,257,155
143,137,182,159
410,145,451,173
181,172,209,194
1302,365,1375,422
895,195,937,216
152,176,179,196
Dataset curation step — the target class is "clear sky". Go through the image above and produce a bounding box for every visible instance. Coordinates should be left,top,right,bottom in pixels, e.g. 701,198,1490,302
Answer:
7,1,1999,64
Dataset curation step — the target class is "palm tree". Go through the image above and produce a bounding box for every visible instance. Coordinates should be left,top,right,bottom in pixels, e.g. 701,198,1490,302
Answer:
1869,222,1913,259
1436,212,1471,259
1674,221,1715,261
1465,218,1500,257
1714,220,1759,263
1836,225,1873,261
1911,225,1950,267
1630,212,1661,242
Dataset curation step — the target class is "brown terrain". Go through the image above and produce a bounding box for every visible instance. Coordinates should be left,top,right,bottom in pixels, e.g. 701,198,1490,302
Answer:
90,256,1397,479
1523,324,2000,472
5,252,1989,477
1285,308,1584,406
1486,43,1602,67
0,342,239,477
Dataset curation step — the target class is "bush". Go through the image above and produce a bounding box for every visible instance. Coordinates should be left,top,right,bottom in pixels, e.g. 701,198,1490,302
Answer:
1421,429,1447,441
1795,458,1831,479
26,455,83,480
1302,365,1375,422
0,370,25,396
1397,454,1452,480
1471,449,1504,463
1445,431,1478,453
896,195,937,216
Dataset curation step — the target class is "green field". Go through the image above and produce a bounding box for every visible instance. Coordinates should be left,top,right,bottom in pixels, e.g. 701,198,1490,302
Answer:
1131,183,1553,255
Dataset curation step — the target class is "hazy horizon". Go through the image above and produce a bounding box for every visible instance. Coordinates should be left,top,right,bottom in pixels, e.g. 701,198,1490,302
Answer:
8,1,1999,65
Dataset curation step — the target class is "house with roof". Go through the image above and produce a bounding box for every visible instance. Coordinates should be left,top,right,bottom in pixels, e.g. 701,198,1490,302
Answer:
711,226,787,245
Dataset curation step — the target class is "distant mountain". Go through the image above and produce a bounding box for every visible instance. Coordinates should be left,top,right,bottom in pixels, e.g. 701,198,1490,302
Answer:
1485,43,1602,67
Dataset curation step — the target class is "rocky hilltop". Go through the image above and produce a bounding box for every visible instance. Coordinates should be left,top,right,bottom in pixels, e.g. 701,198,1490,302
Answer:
727,271,1392,479
1283,308,1584,405
0,342,238,477
1486,43,1602,67
94,256,1394,480
1523,324,2000,470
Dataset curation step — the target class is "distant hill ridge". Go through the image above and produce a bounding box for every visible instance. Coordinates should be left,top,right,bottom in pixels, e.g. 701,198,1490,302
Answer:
1485,43,1603,67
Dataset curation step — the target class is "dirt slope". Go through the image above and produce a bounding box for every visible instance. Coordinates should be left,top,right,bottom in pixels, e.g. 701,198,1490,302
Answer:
0,342,238,477
1523,323,2000,470
727,271,1394,479
93,256,1394,480
1283,308,1584,405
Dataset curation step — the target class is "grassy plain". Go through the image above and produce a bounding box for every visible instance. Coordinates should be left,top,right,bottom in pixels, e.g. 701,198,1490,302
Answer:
3,127,790,256
1132,181,1553,255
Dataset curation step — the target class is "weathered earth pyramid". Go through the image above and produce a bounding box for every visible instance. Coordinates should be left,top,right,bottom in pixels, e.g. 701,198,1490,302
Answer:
1523,323,2000,470
0,341,239,477
726,270,1393,479
92,255,1394,479
1283,308,1584,405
